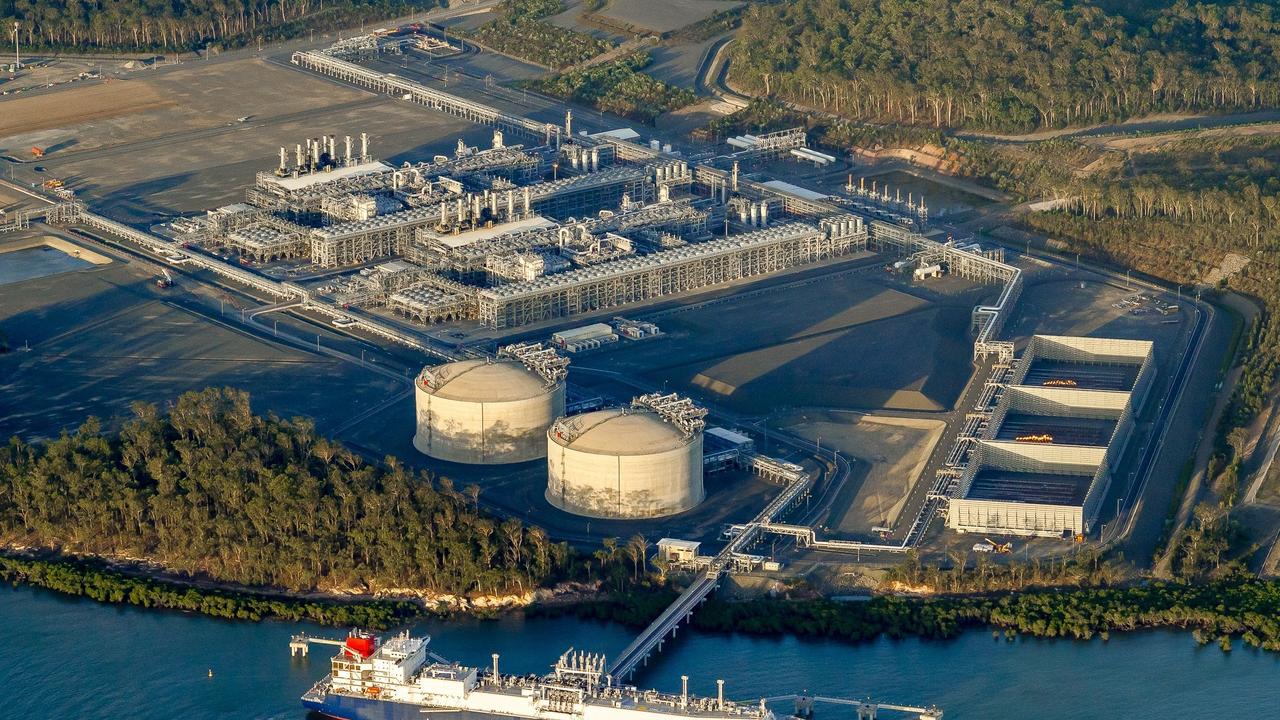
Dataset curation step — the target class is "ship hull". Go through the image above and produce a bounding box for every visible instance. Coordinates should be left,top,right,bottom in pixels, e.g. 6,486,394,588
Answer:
304,694,510,720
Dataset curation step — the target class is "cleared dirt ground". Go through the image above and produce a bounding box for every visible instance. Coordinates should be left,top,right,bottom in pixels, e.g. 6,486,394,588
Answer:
0,244,403,442
777,411,946,534
595,270,984,415
0,58,367,158
0,184,43,213
0,81,177,141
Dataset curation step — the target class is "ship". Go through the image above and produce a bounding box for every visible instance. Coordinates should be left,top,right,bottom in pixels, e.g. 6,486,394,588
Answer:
300,630,767,720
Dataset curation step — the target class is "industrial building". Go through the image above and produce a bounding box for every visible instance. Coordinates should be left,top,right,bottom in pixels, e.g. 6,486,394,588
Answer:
169,50,902,338
947,335,1154,537
546,393,706,519
413,343,568,464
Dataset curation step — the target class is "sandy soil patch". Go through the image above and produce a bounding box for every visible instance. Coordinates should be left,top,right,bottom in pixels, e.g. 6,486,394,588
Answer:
0,59,368,156
0,81,176,138
1096,122,1280,152
779,413,945,532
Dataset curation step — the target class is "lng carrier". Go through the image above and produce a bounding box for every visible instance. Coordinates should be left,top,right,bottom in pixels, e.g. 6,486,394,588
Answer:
294,629,942,720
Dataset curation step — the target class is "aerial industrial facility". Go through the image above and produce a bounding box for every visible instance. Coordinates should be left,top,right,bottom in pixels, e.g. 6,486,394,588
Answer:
947,335,1154,537
0,22,1203,718
12,28,1162,557
170,122,871,333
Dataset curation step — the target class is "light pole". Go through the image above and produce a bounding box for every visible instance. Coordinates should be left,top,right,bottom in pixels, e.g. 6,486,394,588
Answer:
12,21,20,73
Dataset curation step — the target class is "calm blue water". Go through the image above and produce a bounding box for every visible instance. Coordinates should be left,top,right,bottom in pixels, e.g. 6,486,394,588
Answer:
3,585,1277,719
0,246,91,286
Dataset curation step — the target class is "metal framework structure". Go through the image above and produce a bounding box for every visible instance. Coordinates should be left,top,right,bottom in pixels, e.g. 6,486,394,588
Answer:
529,167,651,218
631,392,707,438
869,220,1020,363
497,342,570,386
723,127,807,160
476,221,867,328
0,208,32,233
310,204,441,267
229,216,310,262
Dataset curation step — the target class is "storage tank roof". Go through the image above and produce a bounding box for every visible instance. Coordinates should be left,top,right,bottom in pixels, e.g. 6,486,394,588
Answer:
552,408,693,455
421,359,551,402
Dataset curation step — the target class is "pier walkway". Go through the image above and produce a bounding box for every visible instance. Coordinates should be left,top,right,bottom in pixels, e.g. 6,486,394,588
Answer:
606,462,813,682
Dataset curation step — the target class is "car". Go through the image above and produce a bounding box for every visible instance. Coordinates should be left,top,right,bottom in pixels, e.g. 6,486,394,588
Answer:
33,165,45,173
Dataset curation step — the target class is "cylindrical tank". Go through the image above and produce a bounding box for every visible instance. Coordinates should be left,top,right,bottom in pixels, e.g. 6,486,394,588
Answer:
414,359,564,464
546,409,703,518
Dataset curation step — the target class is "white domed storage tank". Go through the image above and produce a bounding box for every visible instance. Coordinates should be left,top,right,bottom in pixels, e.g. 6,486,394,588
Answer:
414,356,565,464
546,401,704,519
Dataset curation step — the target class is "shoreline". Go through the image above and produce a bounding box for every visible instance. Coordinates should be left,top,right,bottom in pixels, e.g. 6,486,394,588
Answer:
6,550,1280,654
0,547,603,626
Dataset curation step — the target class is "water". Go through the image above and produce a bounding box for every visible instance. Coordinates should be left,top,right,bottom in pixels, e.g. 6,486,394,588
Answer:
0,245,91,286
4,585,1277,719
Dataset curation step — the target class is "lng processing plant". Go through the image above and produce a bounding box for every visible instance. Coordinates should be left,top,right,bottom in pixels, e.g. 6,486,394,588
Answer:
0,27,1190,564
0,23,1211,714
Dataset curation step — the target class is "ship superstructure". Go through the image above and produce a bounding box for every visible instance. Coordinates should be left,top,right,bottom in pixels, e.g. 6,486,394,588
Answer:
300,630,774,720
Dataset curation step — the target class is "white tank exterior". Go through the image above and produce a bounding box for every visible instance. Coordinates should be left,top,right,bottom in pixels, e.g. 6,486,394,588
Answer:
414,359,564,464
547,409,704,518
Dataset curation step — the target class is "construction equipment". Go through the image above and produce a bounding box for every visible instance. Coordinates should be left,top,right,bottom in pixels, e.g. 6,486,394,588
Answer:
1013,433,1053,444
156,269,174,289
41,178,63,189
985,537,1013,554
30,146,44,158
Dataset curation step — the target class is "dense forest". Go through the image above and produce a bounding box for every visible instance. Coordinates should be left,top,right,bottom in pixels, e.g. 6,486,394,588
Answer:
1,0,437,52
530,52,696,123
689,576,1280,652
466,0,610,70
729,0,1280,132
0,388,573,595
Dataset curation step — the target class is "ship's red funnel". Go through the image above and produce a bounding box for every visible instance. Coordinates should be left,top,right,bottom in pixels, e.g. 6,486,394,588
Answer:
345,632,377,658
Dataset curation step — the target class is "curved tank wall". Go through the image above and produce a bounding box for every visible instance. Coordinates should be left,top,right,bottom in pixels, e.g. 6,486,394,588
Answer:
546,409,704,518
414,360,564,464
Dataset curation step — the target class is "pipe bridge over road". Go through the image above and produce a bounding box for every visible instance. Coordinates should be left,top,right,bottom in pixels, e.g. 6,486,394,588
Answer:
606,460,814,682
